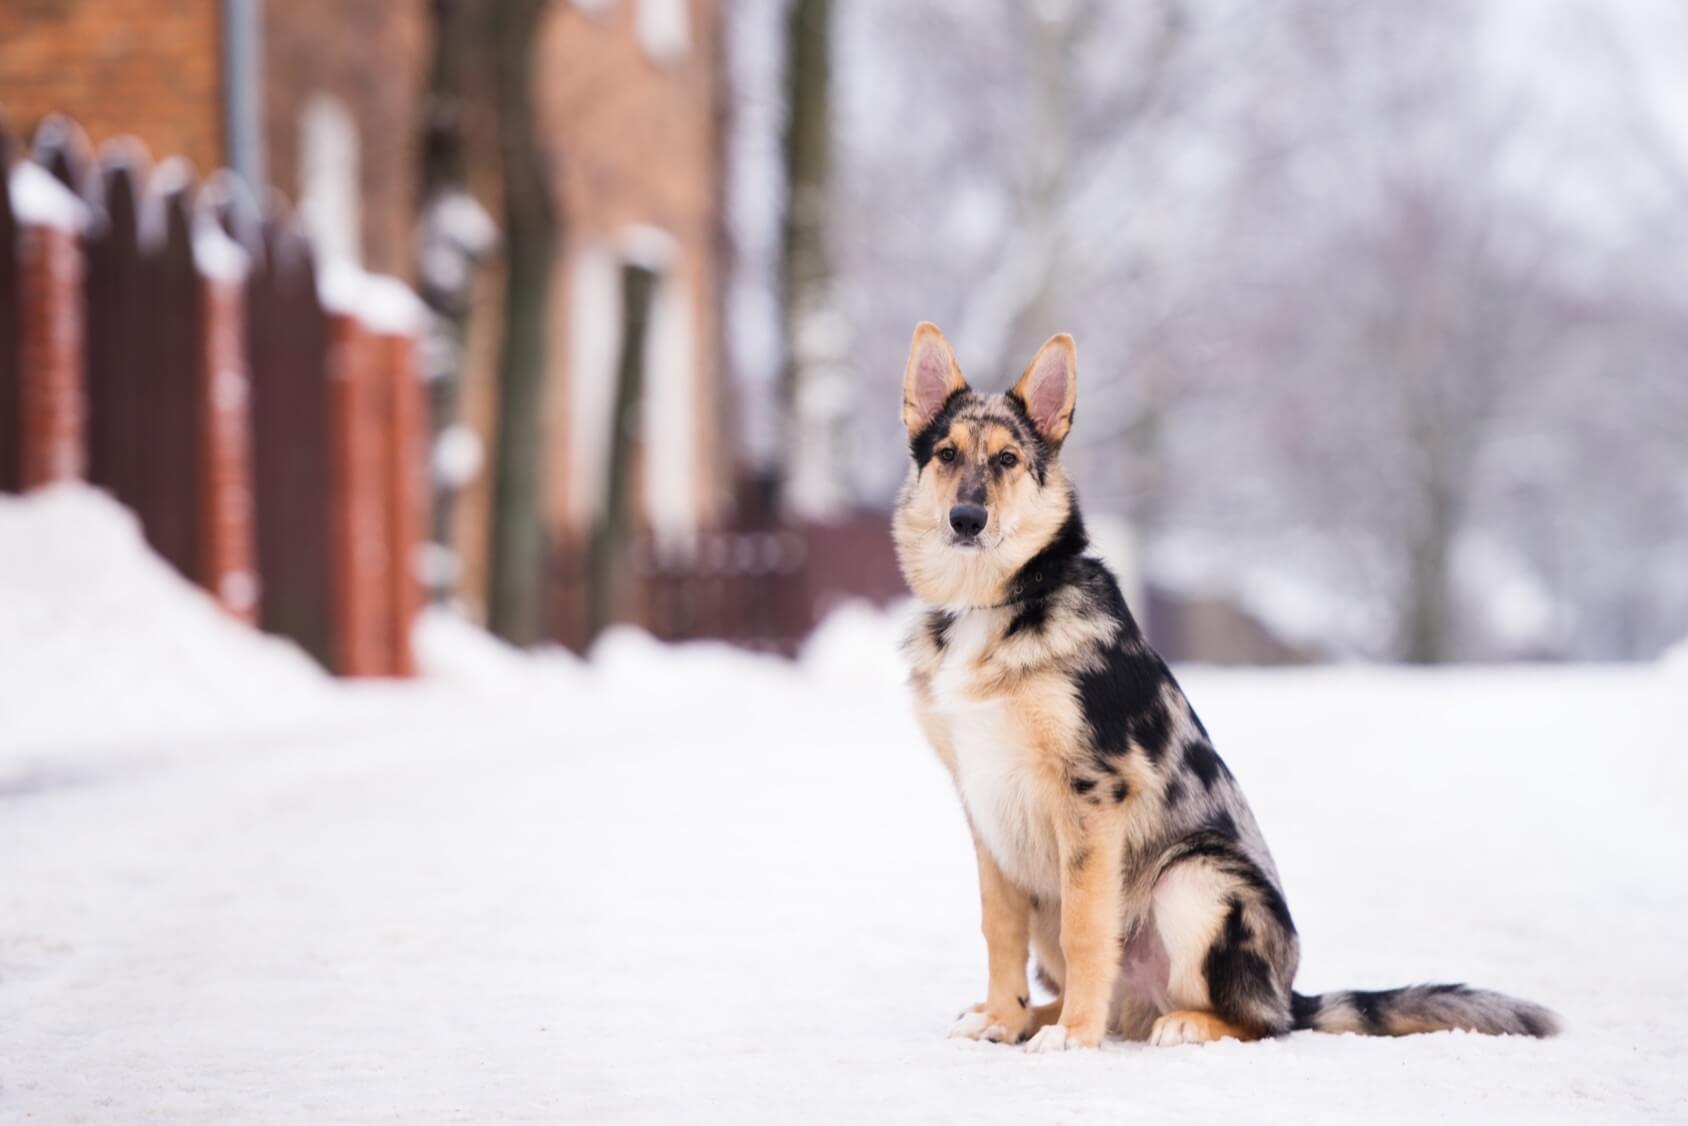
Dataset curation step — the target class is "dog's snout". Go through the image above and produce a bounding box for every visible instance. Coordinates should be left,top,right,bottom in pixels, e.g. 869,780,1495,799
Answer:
948,504,988,539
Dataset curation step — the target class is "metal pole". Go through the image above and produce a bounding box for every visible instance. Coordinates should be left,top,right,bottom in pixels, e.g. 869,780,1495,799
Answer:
222,0,265,188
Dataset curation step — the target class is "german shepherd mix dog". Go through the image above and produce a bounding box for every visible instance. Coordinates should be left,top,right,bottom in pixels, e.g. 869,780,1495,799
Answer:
893,323,1558,1052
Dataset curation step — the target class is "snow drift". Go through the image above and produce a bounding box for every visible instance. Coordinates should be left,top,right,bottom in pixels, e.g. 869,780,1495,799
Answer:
0,484,330,758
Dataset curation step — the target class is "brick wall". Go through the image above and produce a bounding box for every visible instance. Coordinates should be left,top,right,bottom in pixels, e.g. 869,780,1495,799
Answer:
0,0,222,172
263,0,428,278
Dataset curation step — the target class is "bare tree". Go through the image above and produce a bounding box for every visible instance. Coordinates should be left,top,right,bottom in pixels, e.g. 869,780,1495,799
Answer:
778,0,853,519
830,0,1209,518
950,0,1188,385
1189,0,1688,660
741,0,1688,659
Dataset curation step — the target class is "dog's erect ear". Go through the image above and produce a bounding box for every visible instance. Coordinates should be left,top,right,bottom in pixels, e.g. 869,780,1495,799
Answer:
1010,333,1078,446
902,322,969,434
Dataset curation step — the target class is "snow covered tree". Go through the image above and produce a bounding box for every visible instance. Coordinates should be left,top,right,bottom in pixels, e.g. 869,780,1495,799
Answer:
418,0,499,603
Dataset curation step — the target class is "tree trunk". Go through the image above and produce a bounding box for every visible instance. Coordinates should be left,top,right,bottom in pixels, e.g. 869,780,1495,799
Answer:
777,0,845,518
1402,462,1458,664
586,263,658,641
487,0,556,645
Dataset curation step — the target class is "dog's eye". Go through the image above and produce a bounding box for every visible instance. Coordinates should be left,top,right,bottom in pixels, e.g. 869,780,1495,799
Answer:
997,451,1019,469
937,447,957,464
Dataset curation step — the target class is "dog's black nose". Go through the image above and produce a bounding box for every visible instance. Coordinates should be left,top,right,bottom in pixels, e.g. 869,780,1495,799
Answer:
949,504,987,539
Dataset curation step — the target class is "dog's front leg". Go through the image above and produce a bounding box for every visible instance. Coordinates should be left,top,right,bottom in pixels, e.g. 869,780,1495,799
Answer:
1025,816,1125,1052
948,836,1036,1043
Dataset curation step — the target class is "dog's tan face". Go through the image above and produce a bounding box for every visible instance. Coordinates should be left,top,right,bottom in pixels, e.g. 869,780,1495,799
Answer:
892,323,1078,608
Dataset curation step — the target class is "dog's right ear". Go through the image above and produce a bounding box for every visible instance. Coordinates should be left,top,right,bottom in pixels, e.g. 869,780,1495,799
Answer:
902,322,969,434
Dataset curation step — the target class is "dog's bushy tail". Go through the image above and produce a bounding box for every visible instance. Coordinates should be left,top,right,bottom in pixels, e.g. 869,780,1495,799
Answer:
1290,983,1559,1038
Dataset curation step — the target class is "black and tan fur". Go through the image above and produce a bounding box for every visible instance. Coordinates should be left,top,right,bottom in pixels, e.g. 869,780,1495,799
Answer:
893,322,1557,1051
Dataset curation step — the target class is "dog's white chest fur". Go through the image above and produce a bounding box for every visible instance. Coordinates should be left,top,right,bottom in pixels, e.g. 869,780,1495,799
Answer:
930,611,1061,896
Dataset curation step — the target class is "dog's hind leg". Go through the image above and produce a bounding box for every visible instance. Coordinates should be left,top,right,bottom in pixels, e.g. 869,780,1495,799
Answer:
1140,850,1298,1045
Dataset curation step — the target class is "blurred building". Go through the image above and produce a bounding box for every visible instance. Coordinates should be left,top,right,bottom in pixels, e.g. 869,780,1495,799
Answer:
1,0,733,620
455,0,732,615
541,0,728,543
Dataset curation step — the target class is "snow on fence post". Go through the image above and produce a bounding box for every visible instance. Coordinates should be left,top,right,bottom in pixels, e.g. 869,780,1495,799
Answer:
9,159,88,488
193,181,259,623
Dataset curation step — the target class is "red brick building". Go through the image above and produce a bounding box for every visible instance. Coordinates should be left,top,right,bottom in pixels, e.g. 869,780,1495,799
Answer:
262,0,429,278
0,0,223,173
455,0,732,614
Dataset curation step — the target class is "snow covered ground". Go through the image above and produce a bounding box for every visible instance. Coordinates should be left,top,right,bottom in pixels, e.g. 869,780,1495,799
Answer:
3,488,1687,1123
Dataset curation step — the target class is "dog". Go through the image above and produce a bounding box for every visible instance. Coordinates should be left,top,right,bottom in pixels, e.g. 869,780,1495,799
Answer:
892,322,1558,1051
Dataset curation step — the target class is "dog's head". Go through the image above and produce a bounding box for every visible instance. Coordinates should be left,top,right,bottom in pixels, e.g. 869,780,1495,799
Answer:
892,322,1078,608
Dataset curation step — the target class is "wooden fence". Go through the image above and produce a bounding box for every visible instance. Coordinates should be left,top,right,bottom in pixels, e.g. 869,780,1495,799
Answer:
548,510,907,655
1,112,427,676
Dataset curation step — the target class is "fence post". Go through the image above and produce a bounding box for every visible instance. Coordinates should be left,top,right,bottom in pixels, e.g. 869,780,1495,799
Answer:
324,301,388,676
10,162,88,488
378,329,427,676
0,119,20,493
323,270,429,678
195,207,259,621
245,218,335,667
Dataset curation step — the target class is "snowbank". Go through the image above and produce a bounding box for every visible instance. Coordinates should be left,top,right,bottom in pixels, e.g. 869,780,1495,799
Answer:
0,485,330,758
1660,635,1688,671
799,595,919,691
412,603,583,689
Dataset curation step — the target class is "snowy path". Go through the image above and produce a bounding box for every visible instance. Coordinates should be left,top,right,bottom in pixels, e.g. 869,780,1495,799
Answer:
3,624,1687,1123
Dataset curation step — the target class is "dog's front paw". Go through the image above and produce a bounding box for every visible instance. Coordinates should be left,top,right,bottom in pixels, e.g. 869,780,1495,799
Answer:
1023,1023,1099,1053
947,1007,1019,1043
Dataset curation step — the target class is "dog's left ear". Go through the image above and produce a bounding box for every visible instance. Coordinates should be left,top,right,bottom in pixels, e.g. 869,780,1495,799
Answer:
1010,333,1078,446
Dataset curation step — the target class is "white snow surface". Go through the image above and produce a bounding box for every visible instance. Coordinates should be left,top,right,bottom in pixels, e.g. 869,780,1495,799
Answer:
3,495,1687,1122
